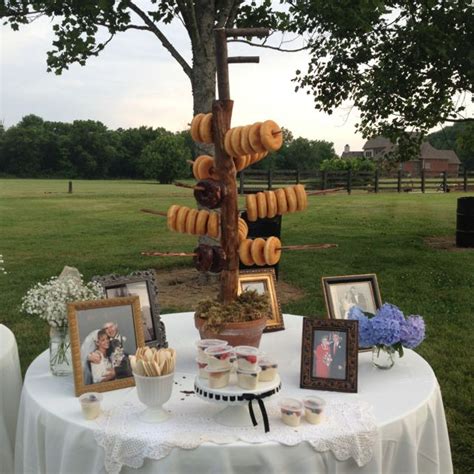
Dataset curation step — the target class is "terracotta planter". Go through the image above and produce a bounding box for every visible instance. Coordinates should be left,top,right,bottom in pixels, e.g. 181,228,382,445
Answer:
194,314,267,348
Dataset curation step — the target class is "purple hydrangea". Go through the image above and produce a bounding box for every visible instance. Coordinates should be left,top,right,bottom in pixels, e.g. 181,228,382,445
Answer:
377,303,405,324
348,306,374,347
400,316,425,349
370,316,401,346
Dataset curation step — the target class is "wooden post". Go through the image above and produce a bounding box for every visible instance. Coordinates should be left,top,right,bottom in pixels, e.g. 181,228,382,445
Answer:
347,169,352,195
321,170,327,190
375,169,379,193
296,169,300,185
268,169,273,190
397,170,402,193
443,171,448,192
68,181,73,194
421,169,425,193
464,167,468,192
239,170,245,195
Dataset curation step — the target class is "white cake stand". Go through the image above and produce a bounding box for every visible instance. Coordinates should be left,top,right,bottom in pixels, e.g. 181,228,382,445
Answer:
194,373,281,428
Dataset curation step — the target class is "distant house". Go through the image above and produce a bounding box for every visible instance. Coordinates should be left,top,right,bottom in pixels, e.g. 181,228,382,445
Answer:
342,138,461,176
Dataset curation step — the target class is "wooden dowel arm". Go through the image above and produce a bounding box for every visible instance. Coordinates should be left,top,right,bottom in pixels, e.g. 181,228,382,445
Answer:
306,188,344,196
140,208,167,217
225,27,270,38
174,181,205,192
277,243,338,251
141,251,196,257
228,56,260,63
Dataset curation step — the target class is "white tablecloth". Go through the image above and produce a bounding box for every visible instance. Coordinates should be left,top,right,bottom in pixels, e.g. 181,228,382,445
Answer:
15,313,452,474
0,324,22,474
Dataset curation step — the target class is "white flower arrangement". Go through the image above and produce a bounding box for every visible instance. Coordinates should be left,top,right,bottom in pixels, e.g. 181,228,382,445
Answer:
21,274,104,327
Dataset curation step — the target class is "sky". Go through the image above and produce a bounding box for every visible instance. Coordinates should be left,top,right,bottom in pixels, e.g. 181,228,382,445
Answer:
1,13,384,156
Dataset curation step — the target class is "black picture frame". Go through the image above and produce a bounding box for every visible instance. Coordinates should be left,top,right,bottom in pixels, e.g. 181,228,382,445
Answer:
300,318,358,393
92,269,167,349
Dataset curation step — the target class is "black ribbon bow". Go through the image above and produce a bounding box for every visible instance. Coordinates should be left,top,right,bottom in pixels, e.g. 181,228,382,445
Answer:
242,388,277,433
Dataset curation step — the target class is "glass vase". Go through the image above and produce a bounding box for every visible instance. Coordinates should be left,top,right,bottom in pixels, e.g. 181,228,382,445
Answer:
372,345,396,370
49,326,72,376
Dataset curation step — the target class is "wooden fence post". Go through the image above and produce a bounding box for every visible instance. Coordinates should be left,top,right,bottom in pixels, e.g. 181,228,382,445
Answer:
296,169,300,185
267,169,273,190
321,170,327,190
421,169,425,193
347,169,352,194
443,171,448,192
68,181,73,194
397,170,402,193
239,171,245,195
375,169,379,193
464,168,468,192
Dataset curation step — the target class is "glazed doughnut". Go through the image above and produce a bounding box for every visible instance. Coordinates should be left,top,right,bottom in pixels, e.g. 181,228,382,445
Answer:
167,204,180,231
195,210,210,236
238,217,248,237
192,155,214,180
196,155,215,180
175,206,190,233
256,192,267,219
199,113,213,144
284,186,298,213
191,114,204,142
193,245,213,272
241,125,253,155
265,191,278,218
260,120,283,152
275,188,288,215
185,208,199,234
249,122,265,153
239,239,254,266
210,246,226,273
250,238,266,266
231,127,246,157
246,194,258,222
264,236,282,265
233,155,247,172
294,184,307,211
224,129,234,157
194,180,223,209
207,212,220,239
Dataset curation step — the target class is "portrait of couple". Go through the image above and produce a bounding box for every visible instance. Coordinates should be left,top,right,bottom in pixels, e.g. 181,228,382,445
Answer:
80,321,132,385
312,331,347,381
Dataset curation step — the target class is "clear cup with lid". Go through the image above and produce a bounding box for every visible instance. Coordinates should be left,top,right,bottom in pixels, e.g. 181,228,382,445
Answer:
205,367,231,389
234,345,260,371
236,367,261,390
303,396,326,424
196,339,228,360
258,356,278,382
196,358,209,379
278,398,304,427
79,392,103,420
204,345,233,369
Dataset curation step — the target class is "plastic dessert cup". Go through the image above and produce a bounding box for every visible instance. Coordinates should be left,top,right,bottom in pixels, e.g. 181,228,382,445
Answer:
303,396,326,424
234,346,260,371
204,345,233,370
205,367,231,389
196,339,228,360
196,358,209,379
79,392,103,420
259,357,278,382
279,398,304,427
236,367,261,390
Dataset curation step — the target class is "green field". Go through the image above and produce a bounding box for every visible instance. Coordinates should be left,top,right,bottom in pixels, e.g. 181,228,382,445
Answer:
1,179,473,471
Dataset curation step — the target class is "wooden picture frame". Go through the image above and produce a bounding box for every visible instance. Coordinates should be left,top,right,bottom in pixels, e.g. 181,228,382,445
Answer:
92,270,167,349
300,318,358,393
237,268,284,332
68,296,145,396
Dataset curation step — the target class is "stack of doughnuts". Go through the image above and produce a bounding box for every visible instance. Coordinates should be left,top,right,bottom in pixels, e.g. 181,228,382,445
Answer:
225,120,283,156
193,245,226,273
192,153,267,179
191,113,213,144
233,151,268,171
167,205,220,238
246,184,307,222
238,218,248,242
239,236,282,267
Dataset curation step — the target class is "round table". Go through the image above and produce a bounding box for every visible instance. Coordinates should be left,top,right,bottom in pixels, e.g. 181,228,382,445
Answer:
15,313,452,474
0,324,22,474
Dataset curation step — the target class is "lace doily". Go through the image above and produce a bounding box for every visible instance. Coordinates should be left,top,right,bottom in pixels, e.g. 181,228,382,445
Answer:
94,375,378,474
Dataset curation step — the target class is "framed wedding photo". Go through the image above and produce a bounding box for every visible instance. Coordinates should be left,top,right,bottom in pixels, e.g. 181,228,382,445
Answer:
322,274,382,320
237,269,284,332
300,318,358,393
92,270,167,349
68,296,145,396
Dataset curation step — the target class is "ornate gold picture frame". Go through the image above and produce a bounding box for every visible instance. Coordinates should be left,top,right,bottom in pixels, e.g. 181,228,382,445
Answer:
68,296,145,396
237,268,284,332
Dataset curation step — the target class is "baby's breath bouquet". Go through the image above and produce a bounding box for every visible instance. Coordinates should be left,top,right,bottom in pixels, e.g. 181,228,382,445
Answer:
21,266,104,375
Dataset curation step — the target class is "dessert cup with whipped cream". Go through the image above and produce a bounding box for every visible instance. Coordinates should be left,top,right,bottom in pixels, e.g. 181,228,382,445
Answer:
278,398,304,427
236,367,261,390
205,367,231,389
303,396,326,424
234,346,260,371
204,345,233,370
258,356,278,382
196,339,228,360
79,392,103,420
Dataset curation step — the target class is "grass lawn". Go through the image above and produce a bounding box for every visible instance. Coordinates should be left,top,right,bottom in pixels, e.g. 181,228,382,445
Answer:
1,178,473,471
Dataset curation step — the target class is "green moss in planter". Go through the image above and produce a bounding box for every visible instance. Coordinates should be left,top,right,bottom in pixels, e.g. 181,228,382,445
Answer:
195,290,270,333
